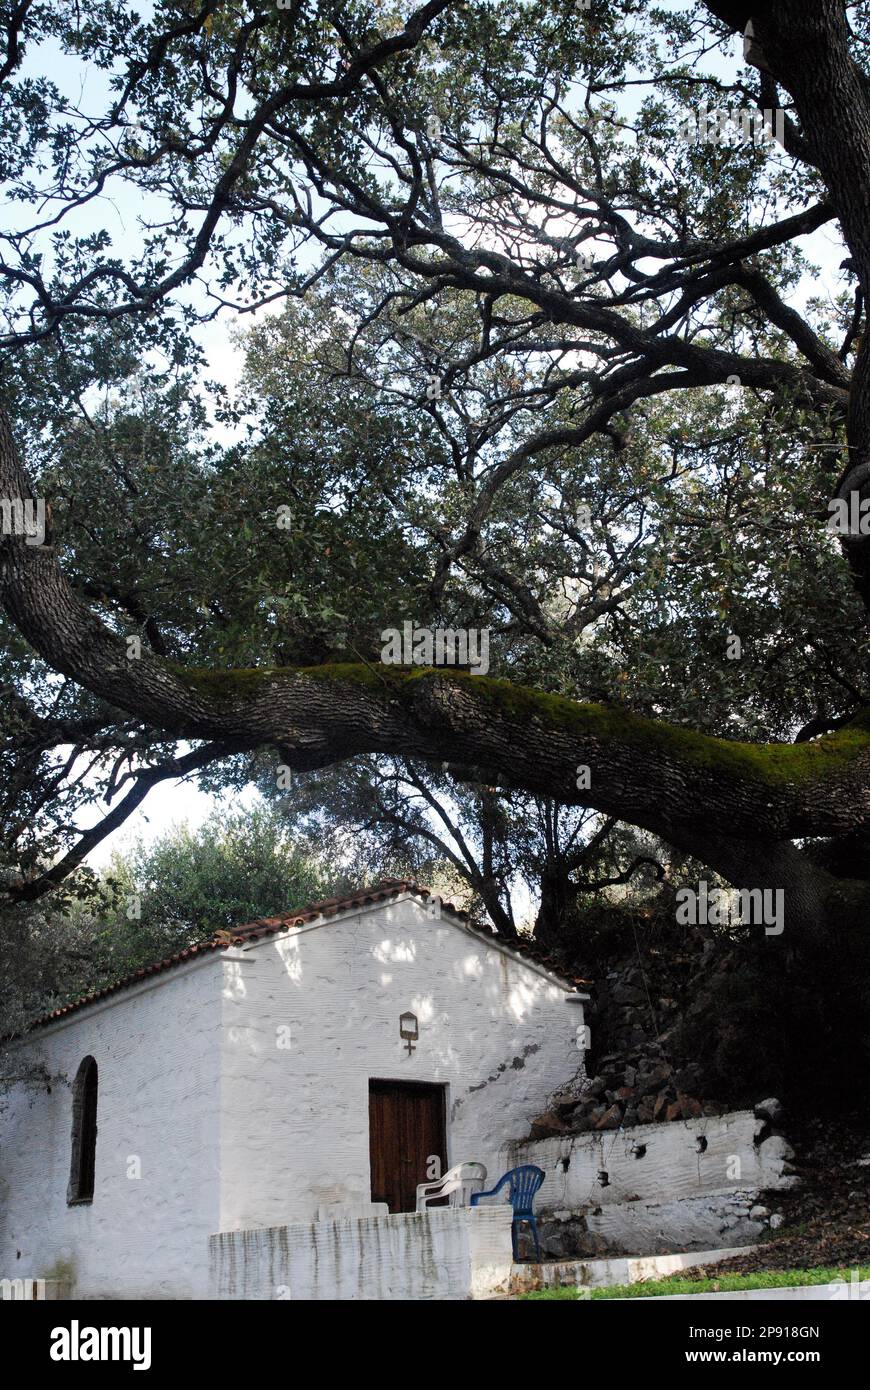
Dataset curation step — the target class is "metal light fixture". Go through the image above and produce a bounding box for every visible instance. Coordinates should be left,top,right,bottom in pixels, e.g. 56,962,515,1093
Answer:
399,1011,419,1055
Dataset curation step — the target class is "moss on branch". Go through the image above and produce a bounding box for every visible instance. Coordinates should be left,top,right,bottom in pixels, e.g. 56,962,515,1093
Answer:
172,662,870,788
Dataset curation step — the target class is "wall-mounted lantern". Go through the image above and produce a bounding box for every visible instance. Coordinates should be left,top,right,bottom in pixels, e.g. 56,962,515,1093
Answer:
399,1011,419,1055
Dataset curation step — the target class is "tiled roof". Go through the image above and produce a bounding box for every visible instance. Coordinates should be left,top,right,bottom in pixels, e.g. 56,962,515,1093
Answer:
23,879,589,1032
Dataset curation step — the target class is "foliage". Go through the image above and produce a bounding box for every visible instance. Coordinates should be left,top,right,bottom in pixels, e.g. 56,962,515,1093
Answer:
0,0,869,1049
0,804,329,1044
73,804,328,977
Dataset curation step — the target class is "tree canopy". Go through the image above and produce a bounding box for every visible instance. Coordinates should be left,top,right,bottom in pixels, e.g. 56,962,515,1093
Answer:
1,0,870,989
0,803,327,1042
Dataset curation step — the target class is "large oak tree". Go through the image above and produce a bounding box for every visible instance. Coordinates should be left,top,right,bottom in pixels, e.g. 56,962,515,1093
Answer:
1,0,870,986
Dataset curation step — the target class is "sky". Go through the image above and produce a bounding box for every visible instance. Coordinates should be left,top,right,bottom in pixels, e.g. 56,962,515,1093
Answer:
9,27,278,865
85,777,260,869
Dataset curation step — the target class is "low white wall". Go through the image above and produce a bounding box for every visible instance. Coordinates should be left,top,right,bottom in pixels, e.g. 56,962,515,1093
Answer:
580,1188,768,1254
499,1110,794,1256
506,1110,790,1212
209,1207,514,1301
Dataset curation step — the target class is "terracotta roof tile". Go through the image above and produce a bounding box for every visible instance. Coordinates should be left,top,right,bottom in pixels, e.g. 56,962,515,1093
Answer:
22,880,589,1032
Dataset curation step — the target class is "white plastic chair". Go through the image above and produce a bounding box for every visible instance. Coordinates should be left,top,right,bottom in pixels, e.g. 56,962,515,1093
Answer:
415,1162,488,1211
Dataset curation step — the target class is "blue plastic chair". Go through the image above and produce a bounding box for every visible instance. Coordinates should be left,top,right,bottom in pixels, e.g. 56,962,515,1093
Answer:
470,1164,545,1262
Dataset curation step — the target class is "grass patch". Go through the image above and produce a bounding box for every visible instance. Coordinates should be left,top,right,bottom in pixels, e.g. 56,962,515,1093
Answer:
519,1264,870,1300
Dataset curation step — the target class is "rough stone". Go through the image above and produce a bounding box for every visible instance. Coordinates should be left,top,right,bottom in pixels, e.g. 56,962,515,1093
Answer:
653,1090,670,1120
637,1062,673,1095
674,1064,704,1094
612,983,644,1006
595,1104,623,1131
679,1094,704,1119
754,1097,784,1125
759,1134,795,1164
530,1109,567,1140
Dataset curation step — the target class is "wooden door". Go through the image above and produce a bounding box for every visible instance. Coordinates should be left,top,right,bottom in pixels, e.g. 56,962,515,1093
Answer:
368,1080,447,1213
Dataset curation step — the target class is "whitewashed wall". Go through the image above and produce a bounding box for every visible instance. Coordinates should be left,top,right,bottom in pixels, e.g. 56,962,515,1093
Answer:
209,1207,514,1301
0,895,582,1298
218,895,584,1230
0,958,222,1299
505,1110,795,1255
507,1110,790,1212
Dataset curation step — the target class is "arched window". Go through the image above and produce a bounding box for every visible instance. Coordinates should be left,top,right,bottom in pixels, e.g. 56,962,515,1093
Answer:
67,1056,98,1205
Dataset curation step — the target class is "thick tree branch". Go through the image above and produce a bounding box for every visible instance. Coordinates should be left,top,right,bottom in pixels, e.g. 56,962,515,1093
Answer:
5,739,246,904
2,400,870,856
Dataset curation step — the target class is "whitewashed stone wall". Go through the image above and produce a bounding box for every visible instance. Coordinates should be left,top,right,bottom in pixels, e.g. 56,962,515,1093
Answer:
508,1109,788,1210
218,895,584,1230
0,958,222,1299
578,1189,771,1253
209,1206,514,1301
503,1109,795,1255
